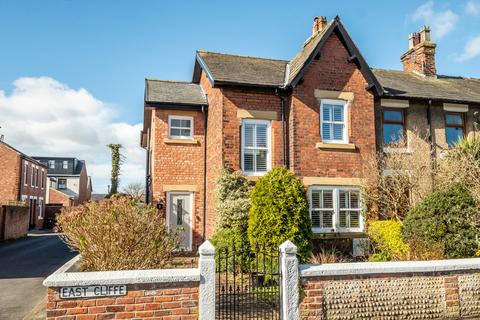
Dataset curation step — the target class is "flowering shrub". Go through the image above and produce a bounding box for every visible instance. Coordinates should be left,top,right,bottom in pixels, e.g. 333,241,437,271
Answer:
57,197,178,271
367,220,409,261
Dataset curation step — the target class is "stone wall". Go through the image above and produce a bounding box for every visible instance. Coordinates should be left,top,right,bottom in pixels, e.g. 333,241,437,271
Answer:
299,259,480,319
0,205,29,240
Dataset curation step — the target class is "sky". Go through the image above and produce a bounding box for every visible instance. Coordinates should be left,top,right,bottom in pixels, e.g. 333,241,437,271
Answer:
1,0,479,193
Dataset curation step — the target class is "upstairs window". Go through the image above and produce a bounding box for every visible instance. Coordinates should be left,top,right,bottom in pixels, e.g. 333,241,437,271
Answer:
383,109,405,145
63,161,68,169
23,163,28,185
30,167,35,187
58,178,67,189
41,171,45,189
168,115,193,139
309,186,363,233
320,100,348,144
48,160,55,169
445,112,465,147
241,119,271,175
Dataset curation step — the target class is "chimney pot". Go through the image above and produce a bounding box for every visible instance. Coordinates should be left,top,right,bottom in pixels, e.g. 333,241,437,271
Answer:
420,25,431,42
312,16,327,34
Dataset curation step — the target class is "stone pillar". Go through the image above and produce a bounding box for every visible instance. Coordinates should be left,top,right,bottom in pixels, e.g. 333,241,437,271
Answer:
280,240,300,320
198,240,215,319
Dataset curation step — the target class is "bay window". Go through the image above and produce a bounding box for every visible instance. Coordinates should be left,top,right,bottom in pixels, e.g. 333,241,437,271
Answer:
241,119,271,175
320,100,348,144
309,186,363,233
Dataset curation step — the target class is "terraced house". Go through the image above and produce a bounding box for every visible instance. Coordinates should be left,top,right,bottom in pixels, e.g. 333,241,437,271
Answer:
141,16,480,251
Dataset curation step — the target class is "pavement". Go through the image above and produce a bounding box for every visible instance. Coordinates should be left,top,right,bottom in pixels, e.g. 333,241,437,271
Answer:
0,231,76,320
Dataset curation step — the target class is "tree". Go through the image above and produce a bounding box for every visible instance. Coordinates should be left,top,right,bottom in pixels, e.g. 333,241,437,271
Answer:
122,182,145,202
107,144,123,196
248,167,312,262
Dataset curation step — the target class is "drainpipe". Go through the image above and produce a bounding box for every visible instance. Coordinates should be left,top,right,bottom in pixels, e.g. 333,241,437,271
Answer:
201,105,208,242
427,99,436,190
144,128,151,204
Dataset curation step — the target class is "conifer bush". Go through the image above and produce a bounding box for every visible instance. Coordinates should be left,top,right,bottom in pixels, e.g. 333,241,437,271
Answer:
248,167,313,262
402,185,480,258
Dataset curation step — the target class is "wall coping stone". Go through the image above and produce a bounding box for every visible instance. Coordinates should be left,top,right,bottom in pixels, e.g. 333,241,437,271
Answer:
43,255,200,287
300,258,480,278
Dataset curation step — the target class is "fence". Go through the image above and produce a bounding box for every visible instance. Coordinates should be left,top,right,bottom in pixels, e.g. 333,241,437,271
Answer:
44,240,480,319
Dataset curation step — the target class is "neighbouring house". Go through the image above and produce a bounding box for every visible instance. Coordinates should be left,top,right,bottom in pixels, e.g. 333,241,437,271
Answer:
141,16,480,251
33,157,92,207
0,140,47,229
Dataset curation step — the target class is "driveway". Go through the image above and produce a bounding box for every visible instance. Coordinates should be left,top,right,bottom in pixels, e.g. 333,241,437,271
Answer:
0,232,76,320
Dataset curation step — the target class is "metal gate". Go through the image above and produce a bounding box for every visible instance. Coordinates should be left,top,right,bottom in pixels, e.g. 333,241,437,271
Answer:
216,244,281,319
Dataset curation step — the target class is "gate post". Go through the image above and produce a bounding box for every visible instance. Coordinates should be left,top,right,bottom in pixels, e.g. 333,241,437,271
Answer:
199,240,215,319
280,240,300,320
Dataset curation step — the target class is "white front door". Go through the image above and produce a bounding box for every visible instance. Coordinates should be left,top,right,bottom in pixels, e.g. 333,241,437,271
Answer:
167,192,193,251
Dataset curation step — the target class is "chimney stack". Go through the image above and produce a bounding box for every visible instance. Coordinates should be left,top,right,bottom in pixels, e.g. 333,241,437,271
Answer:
312,16,327,34
401,26,436,77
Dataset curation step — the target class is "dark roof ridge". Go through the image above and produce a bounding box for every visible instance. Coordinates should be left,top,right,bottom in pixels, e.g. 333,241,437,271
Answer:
145,78,199,84
372,68,480,81
197,50,288,63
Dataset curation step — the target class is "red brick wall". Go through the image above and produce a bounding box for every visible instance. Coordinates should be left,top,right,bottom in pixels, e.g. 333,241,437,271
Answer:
46,281,198,320
290,32,376,179
0,143,21,202
150,107,205,249
77,162,91,204
0,205,29,240
49,188,73,207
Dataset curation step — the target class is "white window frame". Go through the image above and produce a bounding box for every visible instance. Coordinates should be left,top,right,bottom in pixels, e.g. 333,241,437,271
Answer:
38,197,44,219
320,99,349,144
41,170,45,189
168,115,194,139
30,166,35,187
63,160,68,169
48,160,55,169
23,163,28,186
309,186,364,233
241,119,272,176
166,192,194,251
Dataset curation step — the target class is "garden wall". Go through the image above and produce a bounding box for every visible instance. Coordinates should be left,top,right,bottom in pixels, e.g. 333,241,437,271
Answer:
0,204,29,240
299,258,480,319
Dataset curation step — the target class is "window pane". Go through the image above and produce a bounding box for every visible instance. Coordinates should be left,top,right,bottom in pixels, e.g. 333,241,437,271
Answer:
311,210,321,228
339,211,347,228
322,190,333,209
333,124,343,140
255,150,267,172
244,124,254,147
339,191,347,209
446,127,463,146
322,211,333,228
350,211,360,228
333,106,343,122
176,199,183,225
171,119,181,127
322,105,332,121
350,192,360,209
180,119,191,128
170,128,181,136
256,125,268,148
244,150,254,171
180,129,191,136
383,110,403,122
322,123,331,140
311,191,321,209
383,124,404,144
446,114,463,125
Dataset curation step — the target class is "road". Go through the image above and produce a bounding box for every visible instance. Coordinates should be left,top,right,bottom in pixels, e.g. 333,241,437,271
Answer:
0,232,76,320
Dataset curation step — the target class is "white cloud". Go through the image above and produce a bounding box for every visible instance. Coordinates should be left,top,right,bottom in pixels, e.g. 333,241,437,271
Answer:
411,1,459,39
465,0,480,15
455,36,480,61
0,77,144,193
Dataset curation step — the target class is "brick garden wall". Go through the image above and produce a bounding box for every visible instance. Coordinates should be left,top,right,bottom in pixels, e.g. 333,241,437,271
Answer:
300,270,480,319
46,281,199,320
0,205,29,240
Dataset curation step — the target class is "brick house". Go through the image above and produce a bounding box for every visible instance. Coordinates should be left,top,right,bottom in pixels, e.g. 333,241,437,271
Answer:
141,16,480,251
0,140,47,229
33,157,92,207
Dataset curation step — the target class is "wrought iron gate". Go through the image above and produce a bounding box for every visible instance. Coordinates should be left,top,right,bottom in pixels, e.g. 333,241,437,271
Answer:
216,244,281,319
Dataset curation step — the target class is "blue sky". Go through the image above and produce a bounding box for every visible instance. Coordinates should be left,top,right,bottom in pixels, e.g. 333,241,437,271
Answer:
1,0,479,193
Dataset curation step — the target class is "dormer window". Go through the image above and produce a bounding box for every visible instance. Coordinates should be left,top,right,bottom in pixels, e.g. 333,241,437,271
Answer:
320,100,348,144
168,115,193,139
48,160,55,169
63,161,68,169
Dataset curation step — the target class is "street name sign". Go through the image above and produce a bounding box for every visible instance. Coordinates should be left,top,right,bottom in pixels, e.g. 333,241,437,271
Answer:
59,285,127,299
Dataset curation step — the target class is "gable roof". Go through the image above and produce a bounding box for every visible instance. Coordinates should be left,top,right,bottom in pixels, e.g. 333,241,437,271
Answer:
373,68,480,104
0,140,47,167
145,79,207,106
286,17,383,95
194,51,288,88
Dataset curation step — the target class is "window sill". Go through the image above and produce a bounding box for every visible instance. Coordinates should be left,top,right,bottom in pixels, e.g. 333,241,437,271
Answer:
383,147,412,154
163,138,198,145
315,142,356,150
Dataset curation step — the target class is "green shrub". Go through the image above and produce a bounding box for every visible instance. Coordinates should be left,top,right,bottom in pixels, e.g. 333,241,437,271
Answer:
57,197,178,271
402,186,480,258
367,220,409,261
248,167,312,262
